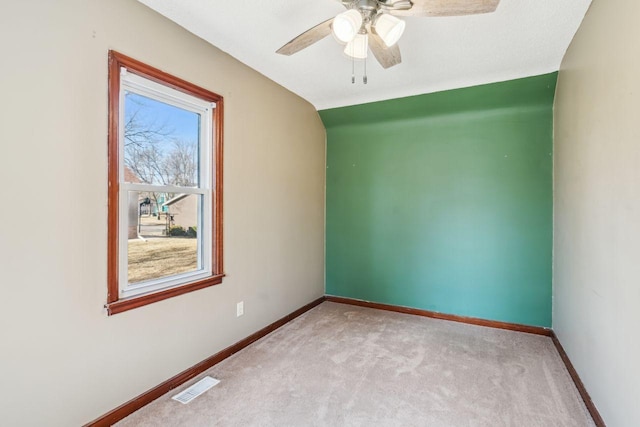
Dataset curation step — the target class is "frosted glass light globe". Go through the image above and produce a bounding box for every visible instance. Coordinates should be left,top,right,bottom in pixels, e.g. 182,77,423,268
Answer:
332,10,363,44
374,13,406,47
344,33,368,59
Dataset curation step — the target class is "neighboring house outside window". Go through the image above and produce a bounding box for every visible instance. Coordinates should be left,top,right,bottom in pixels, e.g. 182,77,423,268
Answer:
106,51,224,315
162,193,198,236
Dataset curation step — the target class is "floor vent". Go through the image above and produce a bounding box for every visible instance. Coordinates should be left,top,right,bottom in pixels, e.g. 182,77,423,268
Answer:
172,376,220,404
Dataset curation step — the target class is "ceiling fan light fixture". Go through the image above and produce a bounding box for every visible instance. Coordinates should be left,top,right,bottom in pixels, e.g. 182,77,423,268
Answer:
344,33,368,59
332,9,363,44
374,13,406,47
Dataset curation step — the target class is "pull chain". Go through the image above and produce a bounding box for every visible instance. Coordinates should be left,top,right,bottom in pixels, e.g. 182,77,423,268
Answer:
363,55,368,84
351,53,355,84
347,38,368,84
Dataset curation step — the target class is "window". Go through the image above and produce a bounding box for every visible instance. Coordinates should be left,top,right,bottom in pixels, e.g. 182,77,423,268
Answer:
106,51,224,315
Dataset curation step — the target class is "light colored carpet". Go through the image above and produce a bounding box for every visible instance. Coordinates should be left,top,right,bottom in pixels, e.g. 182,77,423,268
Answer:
116,302,595,426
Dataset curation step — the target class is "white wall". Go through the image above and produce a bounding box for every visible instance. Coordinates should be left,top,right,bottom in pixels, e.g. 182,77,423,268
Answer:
0,0,326,425
554,0,640,425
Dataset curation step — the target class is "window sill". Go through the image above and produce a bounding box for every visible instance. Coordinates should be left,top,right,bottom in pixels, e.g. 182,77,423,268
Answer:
105,273,224,315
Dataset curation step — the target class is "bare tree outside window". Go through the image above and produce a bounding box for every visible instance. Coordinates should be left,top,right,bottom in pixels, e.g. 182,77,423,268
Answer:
123,93,199,221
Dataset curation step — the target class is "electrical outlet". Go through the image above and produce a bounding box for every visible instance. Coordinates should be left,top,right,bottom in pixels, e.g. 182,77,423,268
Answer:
236,301,244,317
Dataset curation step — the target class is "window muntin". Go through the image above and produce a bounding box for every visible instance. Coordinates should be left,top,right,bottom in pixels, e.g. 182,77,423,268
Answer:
107,51,224,315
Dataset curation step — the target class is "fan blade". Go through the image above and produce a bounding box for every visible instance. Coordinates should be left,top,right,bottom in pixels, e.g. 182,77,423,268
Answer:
369,31,402,69
391,0,500,17
276,18,334,56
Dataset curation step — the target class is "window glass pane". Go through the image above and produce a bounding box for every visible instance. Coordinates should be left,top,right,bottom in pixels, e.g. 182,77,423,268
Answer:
123,92,200,187
127,191,201,285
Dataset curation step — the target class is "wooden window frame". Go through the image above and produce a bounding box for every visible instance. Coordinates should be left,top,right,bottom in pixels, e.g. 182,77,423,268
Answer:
106,51,224,315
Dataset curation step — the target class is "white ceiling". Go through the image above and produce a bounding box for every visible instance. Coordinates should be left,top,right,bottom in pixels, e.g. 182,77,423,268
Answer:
137,0,592,110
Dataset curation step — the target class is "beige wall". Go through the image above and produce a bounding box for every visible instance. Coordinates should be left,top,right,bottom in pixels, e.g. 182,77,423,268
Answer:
0,1,325,425
554,0,640,425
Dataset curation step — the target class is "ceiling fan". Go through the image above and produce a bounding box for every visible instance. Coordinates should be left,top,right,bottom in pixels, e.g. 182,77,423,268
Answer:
276,0,500,69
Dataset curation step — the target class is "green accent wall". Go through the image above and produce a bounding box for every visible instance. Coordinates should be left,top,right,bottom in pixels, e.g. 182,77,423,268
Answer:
320,73,556,327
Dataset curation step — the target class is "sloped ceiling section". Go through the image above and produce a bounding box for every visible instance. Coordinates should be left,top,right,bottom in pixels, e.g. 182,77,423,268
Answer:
138,0,591,110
